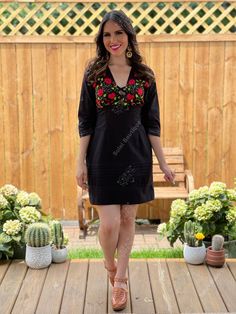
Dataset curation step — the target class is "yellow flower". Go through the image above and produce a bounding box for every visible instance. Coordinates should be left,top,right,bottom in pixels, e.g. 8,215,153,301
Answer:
195,233,205,240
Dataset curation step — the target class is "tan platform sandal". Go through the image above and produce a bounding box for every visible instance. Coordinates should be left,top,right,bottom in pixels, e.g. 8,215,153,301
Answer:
112,277,128,311
103,259,117,286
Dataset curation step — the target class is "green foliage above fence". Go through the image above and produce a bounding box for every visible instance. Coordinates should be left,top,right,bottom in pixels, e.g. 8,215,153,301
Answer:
0,1,235,36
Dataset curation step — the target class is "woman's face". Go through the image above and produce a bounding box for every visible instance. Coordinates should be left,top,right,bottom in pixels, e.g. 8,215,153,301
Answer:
103,20,129,58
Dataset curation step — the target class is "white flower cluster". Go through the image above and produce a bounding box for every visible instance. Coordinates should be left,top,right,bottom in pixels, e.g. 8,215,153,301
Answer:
29,192,41,206
16,191,30,206
0,184,18,198
227,189,236,201
0,194,8,210
157,222,167,234
3,219,22,235
188,186,209,201
194,199,222,221
226,206,236,224
19,206,41,223
170,199,187,218
209,181,227,197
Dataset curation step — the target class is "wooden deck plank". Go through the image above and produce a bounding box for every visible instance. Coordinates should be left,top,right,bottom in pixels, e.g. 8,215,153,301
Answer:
148,259,179,314
167,259,203,313
227,259,236,281
0,260,11,283
36,260,70,314
187,263,227,313
84,259,107,314
60,259,88,313
129,259,155,314
0,260,27,314
208,263,236,312
12,267,48,314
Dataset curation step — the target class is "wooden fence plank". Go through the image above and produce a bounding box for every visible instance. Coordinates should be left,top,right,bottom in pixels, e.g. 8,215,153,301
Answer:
222,42,236,186
16,44,34,192
207,42,224,183
31,44,50,210
167,259,203,313
129,259,155,314
193,42,209,188
187,263,227,313
1,45,20,187
0,46,5,186
47,44,64,219
12,266,48,314
61,43,78,219
84,259,107,314
36,260,70,314
0,260,27,314
60,259,88,313
148,259,179,314
208,263,236,312
179,42,194,171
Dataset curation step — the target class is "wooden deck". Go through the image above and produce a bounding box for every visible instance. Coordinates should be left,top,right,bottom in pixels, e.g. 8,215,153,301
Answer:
0,259,236,314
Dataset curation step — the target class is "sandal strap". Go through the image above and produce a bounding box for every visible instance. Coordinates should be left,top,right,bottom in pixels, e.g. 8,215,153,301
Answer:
114,277,128,283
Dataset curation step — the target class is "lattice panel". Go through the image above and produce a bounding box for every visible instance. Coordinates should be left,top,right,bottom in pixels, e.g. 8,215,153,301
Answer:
0,2,235,36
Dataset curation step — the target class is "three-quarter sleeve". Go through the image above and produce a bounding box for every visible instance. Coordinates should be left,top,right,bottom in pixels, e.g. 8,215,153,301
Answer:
141,80,161,136
78,73,97,137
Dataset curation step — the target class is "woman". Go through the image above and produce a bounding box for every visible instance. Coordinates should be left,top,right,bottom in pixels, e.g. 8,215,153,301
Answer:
76,10,175,311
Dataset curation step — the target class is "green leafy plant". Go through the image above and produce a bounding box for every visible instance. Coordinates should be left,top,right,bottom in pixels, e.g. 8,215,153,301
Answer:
0,184,53,259
157,181,236,246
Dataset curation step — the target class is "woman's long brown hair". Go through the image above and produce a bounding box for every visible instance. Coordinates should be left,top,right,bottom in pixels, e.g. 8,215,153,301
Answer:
86,10,155,83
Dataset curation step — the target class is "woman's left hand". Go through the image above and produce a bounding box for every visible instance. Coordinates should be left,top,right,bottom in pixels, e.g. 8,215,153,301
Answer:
160,164,176,184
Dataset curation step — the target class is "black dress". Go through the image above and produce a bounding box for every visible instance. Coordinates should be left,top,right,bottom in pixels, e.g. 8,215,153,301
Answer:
78,66,161,205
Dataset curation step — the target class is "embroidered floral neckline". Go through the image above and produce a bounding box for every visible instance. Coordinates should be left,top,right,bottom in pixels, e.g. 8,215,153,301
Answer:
107,66,133,89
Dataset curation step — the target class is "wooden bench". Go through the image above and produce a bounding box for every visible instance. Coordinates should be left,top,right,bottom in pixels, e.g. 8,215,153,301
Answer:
78,147,194,238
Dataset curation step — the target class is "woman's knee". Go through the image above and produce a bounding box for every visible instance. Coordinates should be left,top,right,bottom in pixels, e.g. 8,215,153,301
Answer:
97,204,121,234
120,204,138,225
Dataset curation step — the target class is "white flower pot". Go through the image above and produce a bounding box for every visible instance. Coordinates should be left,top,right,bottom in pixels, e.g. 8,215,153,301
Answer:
25,244,52,269
184,243,206,265
51,246,68,263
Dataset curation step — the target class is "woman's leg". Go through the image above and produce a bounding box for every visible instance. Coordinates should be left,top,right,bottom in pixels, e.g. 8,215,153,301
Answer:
96,204,121,270
115,204,139,287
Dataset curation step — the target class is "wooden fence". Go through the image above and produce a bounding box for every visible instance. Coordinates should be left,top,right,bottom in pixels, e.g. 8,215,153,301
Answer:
0,1,235,220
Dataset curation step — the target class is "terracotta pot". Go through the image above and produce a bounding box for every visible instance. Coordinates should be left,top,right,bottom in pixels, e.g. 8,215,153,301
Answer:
205,246,225,267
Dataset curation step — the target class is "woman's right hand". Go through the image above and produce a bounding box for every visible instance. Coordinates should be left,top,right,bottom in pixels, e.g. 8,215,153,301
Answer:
76,161,88,191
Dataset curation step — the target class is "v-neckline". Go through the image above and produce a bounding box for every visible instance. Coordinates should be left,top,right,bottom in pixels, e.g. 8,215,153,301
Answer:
107,66,132,89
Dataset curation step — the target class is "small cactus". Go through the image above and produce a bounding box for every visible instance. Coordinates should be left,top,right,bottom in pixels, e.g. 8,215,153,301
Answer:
25,222,51,247
184,221,197,247
212,234,224,251
51,221,65,249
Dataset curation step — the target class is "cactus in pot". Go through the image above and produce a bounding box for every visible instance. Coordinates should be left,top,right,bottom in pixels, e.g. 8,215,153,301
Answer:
206,234,225,267
25,222,52,269
50,220,68,263
183,221,206,264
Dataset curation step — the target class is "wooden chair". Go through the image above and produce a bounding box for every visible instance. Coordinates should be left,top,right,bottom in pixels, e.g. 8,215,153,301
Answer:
78,147,194,238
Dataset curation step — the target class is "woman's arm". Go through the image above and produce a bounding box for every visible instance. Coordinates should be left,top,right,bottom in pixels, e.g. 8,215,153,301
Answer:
148,135,176,184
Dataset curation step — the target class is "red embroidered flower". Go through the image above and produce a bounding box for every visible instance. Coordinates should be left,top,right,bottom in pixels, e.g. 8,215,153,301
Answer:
128,79,135,85
137,88,143,96
127,94,134,101
98,89,103,96
144,81,149,88
104,77,112,84
108,92,116,100
92,82,96,88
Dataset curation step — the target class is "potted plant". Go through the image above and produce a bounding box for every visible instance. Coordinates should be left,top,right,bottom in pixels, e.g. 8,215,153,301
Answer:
183,220,206,264
25,222,52,269
158,181,236,257
206,234,225,267
49,220,69,263
0,184,53,260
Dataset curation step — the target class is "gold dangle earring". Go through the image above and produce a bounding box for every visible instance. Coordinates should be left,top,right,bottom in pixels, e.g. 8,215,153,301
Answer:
126,45,133,58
